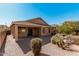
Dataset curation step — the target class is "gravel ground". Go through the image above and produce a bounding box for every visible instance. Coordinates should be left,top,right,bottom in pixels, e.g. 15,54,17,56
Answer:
26,43,79,56
2,35,79,56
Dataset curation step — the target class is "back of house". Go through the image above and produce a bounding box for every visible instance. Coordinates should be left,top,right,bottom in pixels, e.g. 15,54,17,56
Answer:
10,17,57,41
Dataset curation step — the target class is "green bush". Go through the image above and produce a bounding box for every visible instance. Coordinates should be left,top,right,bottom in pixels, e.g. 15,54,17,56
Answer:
58,21,79,35
31,38,42,56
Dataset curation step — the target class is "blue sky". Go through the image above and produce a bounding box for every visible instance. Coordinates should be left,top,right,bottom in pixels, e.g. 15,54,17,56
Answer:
0,3,79,26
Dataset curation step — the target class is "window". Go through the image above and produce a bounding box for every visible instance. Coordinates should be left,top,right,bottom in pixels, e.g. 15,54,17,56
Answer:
21,28,26,33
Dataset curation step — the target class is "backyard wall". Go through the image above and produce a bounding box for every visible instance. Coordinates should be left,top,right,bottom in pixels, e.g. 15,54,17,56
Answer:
0,29,6,48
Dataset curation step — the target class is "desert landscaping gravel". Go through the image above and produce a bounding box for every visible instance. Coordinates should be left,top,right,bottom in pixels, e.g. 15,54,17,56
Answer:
2,35,79,56
26,43,79,56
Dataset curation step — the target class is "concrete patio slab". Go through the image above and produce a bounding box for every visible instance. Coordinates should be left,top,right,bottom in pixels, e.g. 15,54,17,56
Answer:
4,35,24,56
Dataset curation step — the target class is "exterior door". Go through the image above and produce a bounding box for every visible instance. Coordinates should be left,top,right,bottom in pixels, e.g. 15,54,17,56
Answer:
28,28,32,36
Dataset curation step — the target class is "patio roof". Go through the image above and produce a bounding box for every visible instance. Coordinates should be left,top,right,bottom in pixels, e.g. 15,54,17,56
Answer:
12,22,43,26
11,17,50,27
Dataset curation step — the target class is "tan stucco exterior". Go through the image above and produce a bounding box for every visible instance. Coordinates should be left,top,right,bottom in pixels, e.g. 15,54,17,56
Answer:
10,17,56,41
11,24,52,41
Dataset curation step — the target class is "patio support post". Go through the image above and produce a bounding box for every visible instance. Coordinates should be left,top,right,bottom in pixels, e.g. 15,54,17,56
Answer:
15,25,18,41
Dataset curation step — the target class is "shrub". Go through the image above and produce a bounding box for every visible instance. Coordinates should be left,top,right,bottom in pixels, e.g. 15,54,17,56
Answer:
58,21,79,35
51,34,64,48
31,38,42,56
70,32,76,35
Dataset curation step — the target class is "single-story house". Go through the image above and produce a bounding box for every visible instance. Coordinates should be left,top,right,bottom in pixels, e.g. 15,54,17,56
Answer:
10,17,54,41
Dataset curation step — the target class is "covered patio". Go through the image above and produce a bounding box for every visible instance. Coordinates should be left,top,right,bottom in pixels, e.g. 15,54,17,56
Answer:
18,26,41,38
11,17,52,41
12,24,42,41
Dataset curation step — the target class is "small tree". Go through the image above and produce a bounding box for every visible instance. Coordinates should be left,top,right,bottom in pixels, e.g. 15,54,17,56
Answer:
58,21,79,34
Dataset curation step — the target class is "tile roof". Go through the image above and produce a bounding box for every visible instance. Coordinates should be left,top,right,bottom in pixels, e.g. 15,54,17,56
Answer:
11,17,49,26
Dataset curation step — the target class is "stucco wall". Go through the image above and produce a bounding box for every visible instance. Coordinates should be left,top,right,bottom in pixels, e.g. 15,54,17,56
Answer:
11,25,16,38
11,24,52,41
11,25,19,41
0,30,6,48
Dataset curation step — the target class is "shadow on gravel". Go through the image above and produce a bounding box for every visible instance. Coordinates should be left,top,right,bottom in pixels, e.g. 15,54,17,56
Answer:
39,53,50,56
17,35,52,54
